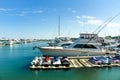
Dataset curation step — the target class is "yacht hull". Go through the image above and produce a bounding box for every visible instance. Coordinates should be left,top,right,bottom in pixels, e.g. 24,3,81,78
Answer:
39,47,109,56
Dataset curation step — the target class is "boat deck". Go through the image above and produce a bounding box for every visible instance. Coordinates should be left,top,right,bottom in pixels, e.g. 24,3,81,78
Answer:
30,56,120,70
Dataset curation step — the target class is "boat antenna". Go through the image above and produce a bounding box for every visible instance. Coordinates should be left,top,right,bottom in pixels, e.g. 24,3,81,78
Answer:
58,16,60,37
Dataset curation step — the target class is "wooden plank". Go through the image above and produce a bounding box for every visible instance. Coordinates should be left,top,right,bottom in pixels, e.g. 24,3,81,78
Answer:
70,59,79,68
78,59,92,67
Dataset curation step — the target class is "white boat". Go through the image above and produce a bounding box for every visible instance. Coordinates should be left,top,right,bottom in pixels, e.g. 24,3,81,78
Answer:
39,33,116,56
104,39,120,52
31,57,43,66
52,56,61,66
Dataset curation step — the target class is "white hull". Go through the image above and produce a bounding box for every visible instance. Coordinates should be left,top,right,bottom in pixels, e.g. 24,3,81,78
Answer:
39,47,108,56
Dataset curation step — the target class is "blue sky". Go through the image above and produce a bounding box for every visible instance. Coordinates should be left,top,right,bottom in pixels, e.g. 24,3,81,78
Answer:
0,0,120,39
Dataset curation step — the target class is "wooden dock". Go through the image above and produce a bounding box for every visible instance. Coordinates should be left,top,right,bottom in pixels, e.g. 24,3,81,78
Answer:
30,57,120,70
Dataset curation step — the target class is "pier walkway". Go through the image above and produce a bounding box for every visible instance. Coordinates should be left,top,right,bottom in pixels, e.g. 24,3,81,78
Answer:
30,56,120,70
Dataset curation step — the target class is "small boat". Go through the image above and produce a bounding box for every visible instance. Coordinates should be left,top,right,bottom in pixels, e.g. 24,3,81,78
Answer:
61,57,70,66
97,56,112,65
108,56,120,63
42,56,51,67
89,56,102,65
52,56,61,67
31,57,43,66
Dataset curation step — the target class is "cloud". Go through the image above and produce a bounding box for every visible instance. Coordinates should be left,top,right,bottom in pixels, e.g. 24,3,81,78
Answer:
68,8,77,13
76,15,102,26
87,19,102,25
76,15,96,20
0,8,8,11
71,10,76,13
0,8,44,16
76,16,81,19
76,15,120,29
32,10,43,14
13,9,44,16
82,16,96,19
107,22,120,28
16,13,25,16
0,8,15,12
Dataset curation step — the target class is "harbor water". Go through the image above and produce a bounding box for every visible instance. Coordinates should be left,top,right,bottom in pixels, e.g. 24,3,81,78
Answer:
0,42,120,80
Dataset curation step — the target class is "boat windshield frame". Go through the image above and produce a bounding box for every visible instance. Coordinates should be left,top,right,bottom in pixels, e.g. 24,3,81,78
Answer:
73,44,98,49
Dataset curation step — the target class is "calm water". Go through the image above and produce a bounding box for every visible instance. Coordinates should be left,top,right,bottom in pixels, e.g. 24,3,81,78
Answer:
0,42,120,80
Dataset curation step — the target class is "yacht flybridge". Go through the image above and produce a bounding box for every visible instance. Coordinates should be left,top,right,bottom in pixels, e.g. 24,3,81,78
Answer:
39,33,116,56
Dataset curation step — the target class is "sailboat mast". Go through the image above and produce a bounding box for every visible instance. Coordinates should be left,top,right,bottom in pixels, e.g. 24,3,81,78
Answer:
58,16,60,37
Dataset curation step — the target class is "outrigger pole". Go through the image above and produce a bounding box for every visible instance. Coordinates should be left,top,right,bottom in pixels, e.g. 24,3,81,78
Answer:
58,16,60,37
87,12,120,43
96,12,120,34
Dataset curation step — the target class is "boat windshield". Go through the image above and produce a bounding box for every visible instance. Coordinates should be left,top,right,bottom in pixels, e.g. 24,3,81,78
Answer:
61,43,72,47
73,44,97,49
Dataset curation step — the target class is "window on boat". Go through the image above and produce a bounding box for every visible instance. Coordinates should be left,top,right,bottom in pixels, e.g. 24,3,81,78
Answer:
61,43,71,47
73,44,97,49
117,45,120,48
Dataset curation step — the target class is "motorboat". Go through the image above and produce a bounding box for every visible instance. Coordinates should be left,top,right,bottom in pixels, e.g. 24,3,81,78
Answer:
52,56,61,66
107,56,120,63
39,33,117,56
104,39,120,52
31,57,43,66
42,56,51,67
89,56,102,65
61,57,70,66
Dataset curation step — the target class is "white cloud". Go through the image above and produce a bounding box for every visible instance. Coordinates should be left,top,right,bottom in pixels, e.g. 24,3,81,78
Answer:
0,8,7,11
15,9,44,16
82,16,96,19
17,13,25,16
87,19,103,25
76,15,96,20
107,22,120,27
68,8,77,13
33,10,43,14
71,10,76,13
76,16,81,19
0,8,15,12
76,15,103,26
76,15,120,29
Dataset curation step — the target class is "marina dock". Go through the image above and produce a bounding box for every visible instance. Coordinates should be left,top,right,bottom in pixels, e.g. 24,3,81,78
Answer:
30,56,120,70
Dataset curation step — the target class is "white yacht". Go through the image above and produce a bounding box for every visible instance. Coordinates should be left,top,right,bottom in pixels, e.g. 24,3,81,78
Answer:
39,33,116,56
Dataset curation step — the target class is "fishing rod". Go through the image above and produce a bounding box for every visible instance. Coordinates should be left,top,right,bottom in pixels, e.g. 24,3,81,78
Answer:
93,17,112,33
96,12,120,34
87,12,120,43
